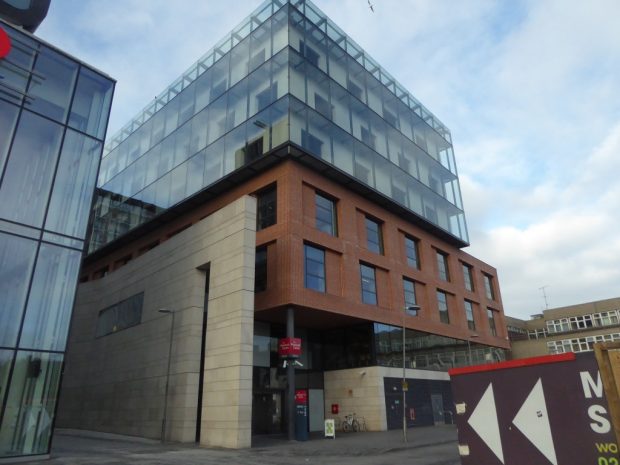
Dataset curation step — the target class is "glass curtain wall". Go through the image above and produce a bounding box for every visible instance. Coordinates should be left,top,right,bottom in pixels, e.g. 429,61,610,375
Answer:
0,21,114,459
90,0,469,252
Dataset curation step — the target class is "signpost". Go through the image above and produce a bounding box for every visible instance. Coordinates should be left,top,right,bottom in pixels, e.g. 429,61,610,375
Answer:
449,352,618,465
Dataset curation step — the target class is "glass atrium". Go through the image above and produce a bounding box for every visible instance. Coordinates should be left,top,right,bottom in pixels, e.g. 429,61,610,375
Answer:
91,0,468,252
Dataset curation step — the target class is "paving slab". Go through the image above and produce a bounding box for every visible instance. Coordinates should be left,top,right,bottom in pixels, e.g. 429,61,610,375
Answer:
12,426,459,465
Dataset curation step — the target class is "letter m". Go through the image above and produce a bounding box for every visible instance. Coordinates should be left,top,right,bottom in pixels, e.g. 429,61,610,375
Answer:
580,371,604,398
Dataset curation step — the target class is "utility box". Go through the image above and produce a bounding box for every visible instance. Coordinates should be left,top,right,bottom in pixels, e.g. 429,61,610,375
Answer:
449,353,618,465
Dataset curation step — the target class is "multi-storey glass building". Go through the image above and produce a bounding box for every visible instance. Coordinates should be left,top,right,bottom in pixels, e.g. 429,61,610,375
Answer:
0,17,114,460
90,0,466,252
60,0,507,448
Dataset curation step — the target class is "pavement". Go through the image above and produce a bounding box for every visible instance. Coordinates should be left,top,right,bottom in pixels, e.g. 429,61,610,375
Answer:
15,425,460,465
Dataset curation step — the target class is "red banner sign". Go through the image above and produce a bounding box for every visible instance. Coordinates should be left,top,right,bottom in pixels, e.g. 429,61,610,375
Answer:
278,337,302,358
295,389,308,405
0,27,11,59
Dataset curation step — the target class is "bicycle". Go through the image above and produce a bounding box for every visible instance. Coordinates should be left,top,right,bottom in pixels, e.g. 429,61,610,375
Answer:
341,413,360,432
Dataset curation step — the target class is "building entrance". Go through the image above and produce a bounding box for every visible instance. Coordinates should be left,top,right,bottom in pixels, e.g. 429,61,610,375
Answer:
252,391,284,435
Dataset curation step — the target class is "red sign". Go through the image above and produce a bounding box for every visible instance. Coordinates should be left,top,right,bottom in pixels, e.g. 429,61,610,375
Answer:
331,403,339,414
0,27,11,59
278,337,302,358
295,389,308,405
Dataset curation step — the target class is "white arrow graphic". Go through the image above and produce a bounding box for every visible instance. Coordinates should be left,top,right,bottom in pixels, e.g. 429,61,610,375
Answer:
512,378,558,465
468,382,504,464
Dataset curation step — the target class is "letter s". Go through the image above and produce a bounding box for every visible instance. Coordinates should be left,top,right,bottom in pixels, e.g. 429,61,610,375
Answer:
589,405,611,434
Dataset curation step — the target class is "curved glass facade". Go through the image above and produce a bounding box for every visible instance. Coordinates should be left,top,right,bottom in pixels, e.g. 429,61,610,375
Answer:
90,0,468,252
0,20,113,459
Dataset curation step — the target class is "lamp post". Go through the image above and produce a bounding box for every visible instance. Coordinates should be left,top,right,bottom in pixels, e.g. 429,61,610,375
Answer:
158,308,177,442
467,334,479,365
403,304,420,443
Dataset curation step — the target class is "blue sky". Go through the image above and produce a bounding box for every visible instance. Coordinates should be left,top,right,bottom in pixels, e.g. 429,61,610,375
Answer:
36,0,620,319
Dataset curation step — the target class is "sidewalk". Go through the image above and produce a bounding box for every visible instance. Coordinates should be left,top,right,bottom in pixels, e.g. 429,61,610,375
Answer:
16,425,459,465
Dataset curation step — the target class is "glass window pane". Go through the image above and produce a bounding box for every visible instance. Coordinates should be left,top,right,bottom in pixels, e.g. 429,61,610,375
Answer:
0,233,38,347
68,66,114,139
1,27,36,103
27,46,78,123
0,111,63,228
0,100,19,176
0,350,13,408
45,130,102,239
19,244,81,351
0,351,63,457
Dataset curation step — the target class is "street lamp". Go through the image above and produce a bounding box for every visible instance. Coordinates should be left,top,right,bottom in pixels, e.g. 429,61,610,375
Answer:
158,308,177,442
403,304,420,443
467,334,479,365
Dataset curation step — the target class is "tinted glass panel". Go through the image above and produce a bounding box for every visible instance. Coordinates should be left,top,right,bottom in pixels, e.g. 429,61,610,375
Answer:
255,246,267,292
304,244,325,292
464,300,475,330
69,66,114,139
404,235,419,269
365,217,383,254
19,244,82,351
0,111,63,228
0,233,38,347
45,130,101,239
315,193,336,236
27,46,78,122
0,100,19,176
360,264,377,305
437,290,449,324
257,185,276,230
0,351,63,457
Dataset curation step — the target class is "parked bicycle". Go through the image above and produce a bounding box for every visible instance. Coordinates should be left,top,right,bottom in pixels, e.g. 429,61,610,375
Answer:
341,413,360,432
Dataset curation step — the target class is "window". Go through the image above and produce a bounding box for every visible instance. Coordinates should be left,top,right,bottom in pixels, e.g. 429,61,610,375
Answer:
404,235,419,269
299,40,320,67
437,290,449,324
360,264,377,305
462,264,474,291
365,217,383,254
483,274,495,300
315,193,337,236
301,129,323,155
360,126,375,149
464,301,476,330
436,251,449,281
256,82,277,112
314,93,333,119
255,246,267,292
304,244,326,292
95,293,144,337
487,308,497,336
256,185,276,230
403,278,417,314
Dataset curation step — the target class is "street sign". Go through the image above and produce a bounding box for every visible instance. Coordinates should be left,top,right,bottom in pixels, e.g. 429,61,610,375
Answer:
402,380,408,391
278,337,302,358
449,353,618,465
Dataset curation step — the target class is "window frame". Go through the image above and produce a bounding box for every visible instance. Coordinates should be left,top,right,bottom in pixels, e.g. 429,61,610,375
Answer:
436,250,450,282
360,263,378,305
487,308,497,336
304,244,326,293
464,300,476,330
315,192,337,236
437,290,450,324
462,263,474,292
365,216,384,255
404,235,420,269
256,184,277,230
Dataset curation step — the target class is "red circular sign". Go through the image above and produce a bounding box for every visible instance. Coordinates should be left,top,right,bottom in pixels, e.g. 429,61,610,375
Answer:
0,27,10,59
